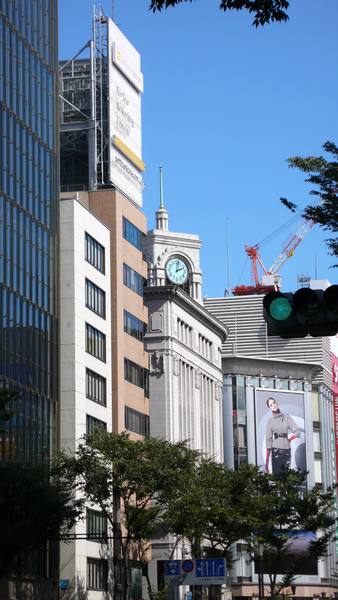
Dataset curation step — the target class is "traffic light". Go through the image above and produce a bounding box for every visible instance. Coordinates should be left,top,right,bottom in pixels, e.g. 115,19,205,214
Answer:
263,285,338,338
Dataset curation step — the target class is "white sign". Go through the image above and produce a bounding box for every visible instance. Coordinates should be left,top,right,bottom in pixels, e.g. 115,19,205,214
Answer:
108,20,144,207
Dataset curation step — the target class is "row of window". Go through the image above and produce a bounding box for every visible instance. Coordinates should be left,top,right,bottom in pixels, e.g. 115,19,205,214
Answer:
177,317,193,346
124,357,149,398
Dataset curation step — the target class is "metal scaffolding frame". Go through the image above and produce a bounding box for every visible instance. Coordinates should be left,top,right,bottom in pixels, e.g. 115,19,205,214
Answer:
59,4,110,191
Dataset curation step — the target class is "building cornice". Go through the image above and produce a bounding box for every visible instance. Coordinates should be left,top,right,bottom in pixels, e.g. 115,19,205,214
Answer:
144,285,228,341
222,354,322,381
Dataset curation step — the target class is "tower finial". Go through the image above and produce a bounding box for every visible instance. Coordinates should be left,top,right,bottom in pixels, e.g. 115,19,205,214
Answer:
156,166,169,230
159,166,164,208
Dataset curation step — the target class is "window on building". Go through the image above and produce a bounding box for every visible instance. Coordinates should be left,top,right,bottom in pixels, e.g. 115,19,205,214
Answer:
87,558,108,591
124,358,149,397
85,323,106,362
85,232,105,274
86,368,106,406
86,414,107,436
124,310,147,342
123,217,143,251
85,279,106,318
125,406,150,437
314,459,322,484
123,263,145,296
87,509,107,541
313,428,321,453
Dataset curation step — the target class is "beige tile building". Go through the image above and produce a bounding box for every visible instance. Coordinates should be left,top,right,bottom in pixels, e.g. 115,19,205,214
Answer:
72,189,149,437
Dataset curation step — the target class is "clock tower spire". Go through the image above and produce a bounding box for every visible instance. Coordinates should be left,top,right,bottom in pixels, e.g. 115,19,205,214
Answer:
155,166,169,230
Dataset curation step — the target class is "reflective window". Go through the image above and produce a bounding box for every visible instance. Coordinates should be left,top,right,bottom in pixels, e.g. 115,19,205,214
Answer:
85,232,105,274
122,217,143,251
123,310,146,342
124,357,149,397
86,414,107,436
123,263,145,296
125,406,149,437
85,279,105,319
86,368,106,406
85,323,106,362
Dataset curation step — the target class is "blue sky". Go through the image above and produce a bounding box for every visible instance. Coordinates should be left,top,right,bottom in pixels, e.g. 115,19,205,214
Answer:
59,0,338,297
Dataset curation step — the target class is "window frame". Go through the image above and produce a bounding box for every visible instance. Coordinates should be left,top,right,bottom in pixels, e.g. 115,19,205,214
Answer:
86,414,107,436
123,263,145,297
86,368,107,406
85,232,105,274
123,310,147,342
87,557,108,591
122,216,143,251
85,322,106,362
125,405,150,437
85,278,106,319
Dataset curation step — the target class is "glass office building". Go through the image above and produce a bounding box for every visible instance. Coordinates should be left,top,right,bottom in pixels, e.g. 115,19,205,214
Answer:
0,1,58,464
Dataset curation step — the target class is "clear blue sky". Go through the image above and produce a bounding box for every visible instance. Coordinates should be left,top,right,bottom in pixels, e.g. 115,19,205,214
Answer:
59,0,338,297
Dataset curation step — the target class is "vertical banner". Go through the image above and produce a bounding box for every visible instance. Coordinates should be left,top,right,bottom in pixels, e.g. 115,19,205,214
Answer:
254,389,307,475
331,353,338,556
107,19,145,207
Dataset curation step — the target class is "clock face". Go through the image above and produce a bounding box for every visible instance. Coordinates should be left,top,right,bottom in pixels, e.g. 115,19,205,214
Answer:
166,258,189,285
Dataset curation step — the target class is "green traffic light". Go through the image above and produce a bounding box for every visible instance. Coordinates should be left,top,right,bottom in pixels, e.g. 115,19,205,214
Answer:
269,297,292,321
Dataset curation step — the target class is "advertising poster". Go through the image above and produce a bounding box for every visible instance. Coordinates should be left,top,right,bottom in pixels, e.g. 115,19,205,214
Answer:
108,19,145,207
254,531,318,576
254,388,307,475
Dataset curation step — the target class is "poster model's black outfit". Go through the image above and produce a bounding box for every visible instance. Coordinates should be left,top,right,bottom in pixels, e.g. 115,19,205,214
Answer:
265,411,300,474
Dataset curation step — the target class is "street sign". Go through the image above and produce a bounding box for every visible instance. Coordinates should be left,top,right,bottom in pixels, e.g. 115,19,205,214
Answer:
164,558,226,586
59,580,69,590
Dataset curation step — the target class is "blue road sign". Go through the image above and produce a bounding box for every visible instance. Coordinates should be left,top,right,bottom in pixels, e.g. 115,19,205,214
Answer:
165,561,180,576
59,579,70,590
195,559,225,578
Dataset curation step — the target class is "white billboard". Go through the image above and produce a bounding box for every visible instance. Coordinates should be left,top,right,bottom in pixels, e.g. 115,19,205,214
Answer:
108,20,144,207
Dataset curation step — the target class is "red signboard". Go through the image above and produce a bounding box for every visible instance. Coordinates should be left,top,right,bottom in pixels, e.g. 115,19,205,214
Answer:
332,354,338,472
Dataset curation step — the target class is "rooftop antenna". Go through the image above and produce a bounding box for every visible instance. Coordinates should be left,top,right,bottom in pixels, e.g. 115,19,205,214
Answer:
112,0,115,21
159,166,164,208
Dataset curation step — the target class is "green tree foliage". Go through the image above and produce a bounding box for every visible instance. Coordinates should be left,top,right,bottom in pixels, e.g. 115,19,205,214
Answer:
166,461,261,560
54,431,199,600
149,0,290,27
0,463,81,579
281,141,338,263
55,432,335,600
245,469,335,599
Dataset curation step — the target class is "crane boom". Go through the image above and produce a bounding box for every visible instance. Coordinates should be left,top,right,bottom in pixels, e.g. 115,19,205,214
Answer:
232,219,315,296
268,220,314,275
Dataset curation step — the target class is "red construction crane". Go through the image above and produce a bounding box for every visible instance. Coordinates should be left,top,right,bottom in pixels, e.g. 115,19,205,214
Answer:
232,220,314,296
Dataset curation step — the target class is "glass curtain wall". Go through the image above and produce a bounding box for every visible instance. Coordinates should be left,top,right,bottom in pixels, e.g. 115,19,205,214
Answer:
0,0,58,465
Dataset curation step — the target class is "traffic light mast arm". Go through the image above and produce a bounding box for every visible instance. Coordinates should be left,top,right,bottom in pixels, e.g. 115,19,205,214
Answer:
268,220,314,275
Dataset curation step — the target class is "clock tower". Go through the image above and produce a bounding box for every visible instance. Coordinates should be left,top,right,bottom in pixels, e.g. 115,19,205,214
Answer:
143,168,203,301
143,170,227,590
